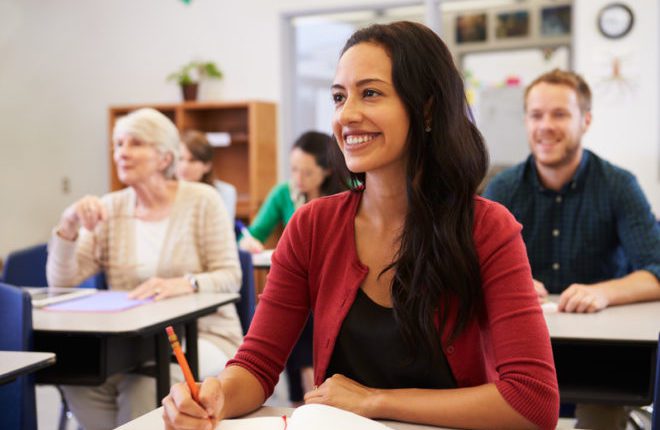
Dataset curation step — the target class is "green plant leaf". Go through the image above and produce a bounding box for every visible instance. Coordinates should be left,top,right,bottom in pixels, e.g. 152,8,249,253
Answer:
167,60,222,85
203,62,223,79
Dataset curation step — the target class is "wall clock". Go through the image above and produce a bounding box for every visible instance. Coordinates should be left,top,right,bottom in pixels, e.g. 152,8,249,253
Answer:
597,3,634,39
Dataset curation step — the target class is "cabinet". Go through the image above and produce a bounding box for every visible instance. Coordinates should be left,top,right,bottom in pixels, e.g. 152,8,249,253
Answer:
108,101,277,221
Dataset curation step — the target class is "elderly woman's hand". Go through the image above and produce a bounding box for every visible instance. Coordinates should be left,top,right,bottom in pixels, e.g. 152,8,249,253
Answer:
129,277,195,301
56,195,107,241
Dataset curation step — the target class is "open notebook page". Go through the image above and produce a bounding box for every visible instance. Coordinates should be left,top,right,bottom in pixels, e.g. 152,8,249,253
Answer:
217,404,392,430
251,249,274,267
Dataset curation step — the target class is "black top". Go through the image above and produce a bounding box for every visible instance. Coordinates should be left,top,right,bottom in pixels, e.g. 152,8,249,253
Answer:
326,288,456,389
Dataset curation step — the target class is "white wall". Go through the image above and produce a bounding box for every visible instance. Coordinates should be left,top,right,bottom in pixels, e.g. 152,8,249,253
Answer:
0,0,385,258
574,0,659,214
0,0,658,258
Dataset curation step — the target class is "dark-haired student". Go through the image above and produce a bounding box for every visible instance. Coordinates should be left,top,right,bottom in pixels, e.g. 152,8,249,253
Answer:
177,130,238,221
484,69,660,430
164,21,559,430
238,130,348,253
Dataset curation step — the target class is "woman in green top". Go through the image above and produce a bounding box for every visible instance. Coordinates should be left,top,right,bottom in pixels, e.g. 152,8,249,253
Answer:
239,130,348,252
239,130,349,405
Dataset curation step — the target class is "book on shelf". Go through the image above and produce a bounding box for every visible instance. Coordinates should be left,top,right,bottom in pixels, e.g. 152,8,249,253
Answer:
206,132,232,147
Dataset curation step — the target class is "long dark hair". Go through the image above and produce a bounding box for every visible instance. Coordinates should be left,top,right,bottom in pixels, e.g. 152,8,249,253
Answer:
293,131,349,196
340,22,488,358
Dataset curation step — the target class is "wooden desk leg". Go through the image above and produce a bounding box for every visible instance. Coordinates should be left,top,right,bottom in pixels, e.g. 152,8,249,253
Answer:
155,332,171,404
185,321,199,380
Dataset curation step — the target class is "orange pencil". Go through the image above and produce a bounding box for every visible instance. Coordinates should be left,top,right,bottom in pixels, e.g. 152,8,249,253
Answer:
166,325,200,402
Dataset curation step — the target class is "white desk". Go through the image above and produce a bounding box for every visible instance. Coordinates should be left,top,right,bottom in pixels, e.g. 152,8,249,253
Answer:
251,249,273,269
33,292,239,402
545,295,660,342
544,296,660,405
0,351,55,385
116,406,449,430
115,295,660,422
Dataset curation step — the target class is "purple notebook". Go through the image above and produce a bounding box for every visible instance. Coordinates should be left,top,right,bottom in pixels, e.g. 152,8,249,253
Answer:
44,291,152,312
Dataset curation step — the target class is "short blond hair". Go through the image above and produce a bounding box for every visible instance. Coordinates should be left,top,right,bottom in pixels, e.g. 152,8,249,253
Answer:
113,108,180,178
525,69,592,114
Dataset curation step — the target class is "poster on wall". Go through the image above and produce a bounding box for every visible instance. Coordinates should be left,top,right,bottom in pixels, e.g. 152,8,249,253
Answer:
455,13,487,44
541,5,572,37
495,11,529,38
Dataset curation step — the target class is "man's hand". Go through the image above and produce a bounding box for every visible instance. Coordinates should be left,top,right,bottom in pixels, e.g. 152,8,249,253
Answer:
558,284,609,313
533,279,549,304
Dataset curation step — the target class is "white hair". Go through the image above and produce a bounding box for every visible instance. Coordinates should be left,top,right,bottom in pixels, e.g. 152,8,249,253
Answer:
112,108,180,178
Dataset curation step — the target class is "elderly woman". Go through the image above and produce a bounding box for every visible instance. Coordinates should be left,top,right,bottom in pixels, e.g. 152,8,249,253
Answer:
47,108,242,430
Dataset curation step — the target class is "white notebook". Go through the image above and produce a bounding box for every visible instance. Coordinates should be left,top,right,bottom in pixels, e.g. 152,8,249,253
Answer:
251,249,274,267
217,404,391,430
24,287,97,308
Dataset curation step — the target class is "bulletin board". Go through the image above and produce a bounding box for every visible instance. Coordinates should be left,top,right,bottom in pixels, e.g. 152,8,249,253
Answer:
463,46,570,167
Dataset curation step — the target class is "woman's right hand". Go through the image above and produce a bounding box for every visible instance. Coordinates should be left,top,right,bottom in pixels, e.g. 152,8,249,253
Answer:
57,195,107,241
238,234,265,254
163,378,225,430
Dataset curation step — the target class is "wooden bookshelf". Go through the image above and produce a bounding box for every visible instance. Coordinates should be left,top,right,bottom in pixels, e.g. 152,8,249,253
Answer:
108,101,277,221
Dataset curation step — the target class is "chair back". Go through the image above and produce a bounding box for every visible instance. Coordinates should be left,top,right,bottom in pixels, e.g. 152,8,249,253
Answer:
3,242,108,290
236,250,256,335
2,243,48,286
0,282,37,430
653,332,660,430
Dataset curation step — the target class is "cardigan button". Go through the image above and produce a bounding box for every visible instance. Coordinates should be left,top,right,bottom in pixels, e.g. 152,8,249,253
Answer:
446,345,455,354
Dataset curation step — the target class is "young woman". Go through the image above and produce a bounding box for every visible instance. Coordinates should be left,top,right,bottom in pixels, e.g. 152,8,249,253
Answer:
163,22,559,430
238,130,347,253
176,130,238,220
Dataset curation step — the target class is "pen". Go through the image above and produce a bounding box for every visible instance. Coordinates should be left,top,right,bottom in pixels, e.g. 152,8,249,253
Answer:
165,325,199,402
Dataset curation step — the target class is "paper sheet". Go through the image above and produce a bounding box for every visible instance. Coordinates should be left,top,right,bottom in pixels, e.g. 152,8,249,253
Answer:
43,291,152,312
541,301,559,313
252,249,274,267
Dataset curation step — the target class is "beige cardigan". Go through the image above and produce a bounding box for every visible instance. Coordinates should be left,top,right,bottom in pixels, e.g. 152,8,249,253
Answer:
47,181,243,356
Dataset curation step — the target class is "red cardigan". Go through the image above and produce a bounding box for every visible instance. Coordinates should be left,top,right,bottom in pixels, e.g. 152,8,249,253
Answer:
228,191,559,429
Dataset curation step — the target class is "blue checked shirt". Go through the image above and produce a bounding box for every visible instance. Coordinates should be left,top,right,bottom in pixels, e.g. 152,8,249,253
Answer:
483,149,660,294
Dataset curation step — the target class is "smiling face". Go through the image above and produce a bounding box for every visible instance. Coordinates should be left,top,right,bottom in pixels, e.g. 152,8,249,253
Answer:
525,82,591,170
331,42,410,176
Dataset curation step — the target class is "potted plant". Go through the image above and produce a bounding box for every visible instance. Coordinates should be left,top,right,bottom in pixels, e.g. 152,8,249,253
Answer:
167,60,223,101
